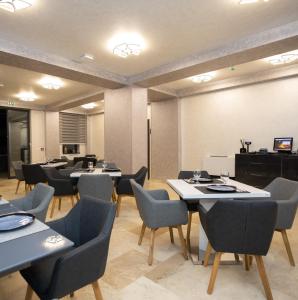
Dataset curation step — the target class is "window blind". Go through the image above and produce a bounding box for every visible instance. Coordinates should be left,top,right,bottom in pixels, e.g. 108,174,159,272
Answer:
59,112,87,143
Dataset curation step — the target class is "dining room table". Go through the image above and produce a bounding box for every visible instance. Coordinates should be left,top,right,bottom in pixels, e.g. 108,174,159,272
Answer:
0,199,74,277
167,177,271,264
70,167,122,178
40,161,68,169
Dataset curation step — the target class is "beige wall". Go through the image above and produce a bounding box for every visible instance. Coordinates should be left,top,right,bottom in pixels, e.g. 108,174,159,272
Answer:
104,87,147,173
151,99,179,179
180,77,298,170
87,113,104,159
45,111,60,159
30,110,46,163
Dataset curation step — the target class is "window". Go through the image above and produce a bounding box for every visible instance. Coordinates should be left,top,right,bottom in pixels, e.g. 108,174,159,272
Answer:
59,112,87,144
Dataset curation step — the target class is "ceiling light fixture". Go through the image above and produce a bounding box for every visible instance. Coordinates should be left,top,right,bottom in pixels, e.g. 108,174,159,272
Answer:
239,0,269,4
81,102,97,109
38,76,64,90
0,0,35,12
81,53,94,60
108,32,145,58
191,71,216,83
264,51,298,65
16,91,38,102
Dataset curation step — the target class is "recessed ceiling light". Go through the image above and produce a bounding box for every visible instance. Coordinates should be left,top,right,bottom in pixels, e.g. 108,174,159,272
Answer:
0,83,4,87
108,32,146,58
239,0,269,4
191,71,216,83
81,102,97,109
264,50,298,65
38,76,64,90
0,0,35,12
16,91,38,102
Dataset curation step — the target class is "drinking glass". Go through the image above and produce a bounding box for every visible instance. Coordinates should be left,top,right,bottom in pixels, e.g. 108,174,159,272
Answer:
102,161,107,169
220,170,229,184
88,161,94,170
193,170,201,181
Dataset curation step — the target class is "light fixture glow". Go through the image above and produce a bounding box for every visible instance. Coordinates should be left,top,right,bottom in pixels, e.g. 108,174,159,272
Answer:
81,102,97,109
0,0,35,12
108,32,145,58
191,72,216,83
239,0,269,4
264,51,298,65
81,53,94,60
16,91,38,102
38,76,64,90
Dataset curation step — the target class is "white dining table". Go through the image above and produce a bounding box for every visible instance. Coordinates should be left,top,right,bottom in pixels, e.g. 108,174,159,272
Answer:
41,162,68,168
70,168,122,178
167,178,271,264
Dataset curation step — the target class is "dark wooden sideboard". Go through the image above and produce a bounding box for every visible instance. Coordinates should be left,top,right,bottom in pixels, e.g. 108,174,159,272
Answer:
235,153,298,188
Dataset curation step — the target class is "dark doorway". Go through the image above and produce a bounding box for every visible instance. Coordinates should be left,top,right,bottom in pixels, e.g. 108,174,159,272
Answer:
0,109,8,178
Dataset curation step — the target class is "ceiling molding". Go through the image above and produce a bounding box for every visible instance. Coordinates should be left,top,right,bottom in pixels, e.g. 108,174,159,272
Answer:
46,91,104,111
129,21,298,87
0,38,128,89
178,63,298,98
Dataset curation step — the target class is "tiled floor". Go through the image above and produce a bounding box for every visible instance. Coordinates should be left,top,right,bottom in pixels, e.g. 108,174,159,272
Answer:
0,178,298,300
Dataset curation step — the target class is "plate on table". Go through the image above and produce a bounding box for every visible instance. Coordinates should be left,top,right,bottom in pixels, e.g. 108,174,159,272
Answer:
206,185,237,192
185,178,213,184
0,213,35,231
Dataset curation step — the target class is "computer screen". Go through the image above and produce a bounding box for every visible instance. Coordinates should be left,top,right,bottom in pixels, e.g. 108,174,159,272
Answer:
273,137,293,152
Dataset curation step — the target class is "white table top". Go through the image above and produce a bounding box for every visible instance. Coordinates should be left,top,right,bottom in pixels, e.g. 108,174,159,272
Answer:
41,162,68,168
167,178,270,200
70,168,122,178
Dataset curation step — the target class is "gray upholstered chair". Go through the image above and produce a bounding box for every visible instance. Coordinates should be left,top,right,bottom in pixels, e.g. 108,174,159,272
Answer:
59,160,84,177
10,183,54,222
264,177,298,266
21,196,116,300
130,179,188,265
11,160,25,194
78,174,113,202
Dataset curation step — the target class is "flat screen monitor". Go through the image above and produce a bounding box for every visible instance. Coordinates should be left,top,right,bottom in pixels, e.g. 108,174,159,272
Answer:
273,137,293,152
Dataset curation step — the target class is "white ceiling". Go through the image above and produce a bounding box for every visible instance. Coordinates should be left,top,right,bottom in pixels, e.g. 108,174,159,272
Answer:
156,58,298,93
0,0,297,77
0,64,102,106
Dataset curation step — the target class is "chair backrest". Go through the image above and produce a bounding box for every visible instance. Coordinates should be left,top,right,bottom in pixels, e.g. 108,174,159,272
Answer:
12,183,54,221
22,164,47,185
202,199,277,256
85,154,96,158
130,179,157,228
178,170,210,179
264,177,298,229
11,160,24,180
134,166,148,186
72,160,83,169
78,175,113,201
47,197,116,298
43,167,65,180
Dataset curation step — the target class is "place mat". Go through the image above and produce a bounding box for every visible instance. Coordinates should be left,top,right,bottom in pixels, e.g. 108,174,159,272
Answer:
184,179,223,184
195,186,249,194
0,219,49,244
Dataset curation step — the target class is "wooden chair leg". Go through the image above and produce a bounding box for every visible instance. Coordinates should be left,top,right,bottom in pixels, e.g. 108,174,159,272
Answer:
70,292,74,297
15,180,21,194
148,229,156,266
186,211,193,251
281,230,295,266
169,227,174,244
116,195,122,217
177,225,188,260
234,253,240,263
255,256,273,300
58,197,62,210
244,254,250,271
50,197,57,218
204,242,213,267
112,188,117,202
138,222,146,245
25,285,33,300
207,252,222,295
70,195,75,207
92,281,103,300
76,193,80,202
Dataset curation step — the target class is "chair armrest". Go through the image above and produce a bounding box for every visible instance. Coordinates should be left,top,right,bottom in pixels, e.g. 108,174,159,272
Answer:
10,197,27,210
47,219,67,236
146,199,188,228
116,177,133,195
275,199,298,229
147,189,169,200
